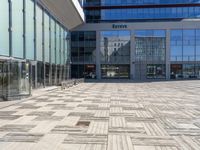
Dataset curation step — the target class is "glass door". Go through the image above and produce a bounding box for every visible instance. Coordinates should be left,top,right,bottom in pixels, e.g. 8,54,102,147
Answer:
20,62,30,95
9,61,30,97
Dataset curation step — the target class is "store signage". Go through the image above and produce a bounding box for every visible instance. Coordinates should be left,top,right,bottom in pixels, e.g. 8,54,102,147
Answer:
112,24,127,29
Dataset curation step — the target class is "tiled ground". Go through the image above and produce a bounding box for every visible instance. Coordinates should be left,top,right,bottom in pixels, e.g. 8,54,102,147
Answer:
0,81,200,150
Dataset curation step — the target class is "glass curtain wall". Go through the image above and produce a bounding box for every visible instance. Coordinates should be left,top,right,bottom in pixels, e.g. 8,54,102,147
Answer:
12,0,24,58
0,0,70,100
84,0,200,6
44,13,50,86
26,0,35,60
170,29,200,79
51,19,56,85
84,0,200,23
36,5,44,87
100,31,130,64
0,0,9,56
100,31,130,79
135,30,166,79
71,31,96,78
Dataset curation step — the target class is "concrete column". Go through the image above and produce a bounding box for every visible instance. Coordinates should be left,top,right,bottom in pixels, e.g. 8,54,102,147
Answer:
35,61,38,89
130,30,136,80
166,29,171,80
96,31,101,80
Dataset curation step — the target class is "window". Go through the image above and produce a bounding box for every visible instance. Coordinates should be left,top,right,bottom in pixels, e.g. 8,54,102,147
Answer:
36,5,43,61
26,0,35,60
0,0,9,56
44,13,50,62
56,23,60,65
12,0,24,58
100,31,130,63
51,19,56,64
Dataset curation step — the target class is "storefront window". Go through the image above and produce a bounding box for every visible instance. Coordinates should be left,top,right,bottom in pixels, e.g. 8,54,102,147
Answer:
146,64,166,79
183,64,195,79
171,64,183,79
101,65,130,79
195,64,200,78
171,64,197,79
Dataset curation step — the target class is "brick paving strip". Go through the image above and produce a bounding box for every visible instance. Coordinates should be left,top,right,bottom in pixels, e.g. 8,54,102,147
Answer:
0,81,200,150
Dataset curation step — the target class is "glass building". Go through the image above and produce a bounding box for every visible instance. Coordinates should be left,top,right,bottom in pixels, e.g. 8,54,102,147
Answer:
71,0,200,80
0,0,75,100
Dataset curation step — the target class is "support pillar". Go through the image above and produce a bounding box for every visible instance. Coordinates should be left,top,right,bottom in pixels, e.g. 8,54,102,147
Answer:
96,31,101,80
130,30,136,80
166,29,171,80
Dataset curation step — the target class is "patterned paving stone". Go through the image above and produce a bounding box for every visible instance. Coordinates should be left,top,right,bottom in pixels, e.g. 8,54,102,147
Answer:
0,133,44,143
0,81,200,149
0,125,36,132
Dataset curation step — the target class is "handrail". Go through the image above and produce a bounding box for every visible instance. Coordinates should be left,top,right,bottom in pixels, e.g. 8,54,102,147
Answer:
61,78,85,90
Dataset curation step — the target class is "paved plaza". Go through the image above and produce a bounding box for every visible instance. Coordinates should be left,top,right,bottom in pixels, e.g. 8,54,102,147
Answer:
0,81,200,150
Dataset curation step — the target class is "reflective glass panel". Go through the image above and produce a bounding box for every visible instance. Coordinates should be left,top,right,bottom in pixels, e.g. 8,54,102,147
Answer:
135,30,166,62
51,19,56,64
100,31,130,63
44,13,50,62
56,24,60,65
36,5,43,61
26,0,35,60
170,30,183,61
0,0,9,56
196,30,200,61
12,0,24,58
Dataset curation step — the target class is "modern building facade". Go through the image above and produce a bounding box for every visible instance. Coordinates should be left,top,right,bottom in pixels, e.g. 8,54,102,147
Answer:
0,0,84,100
71,0,200,80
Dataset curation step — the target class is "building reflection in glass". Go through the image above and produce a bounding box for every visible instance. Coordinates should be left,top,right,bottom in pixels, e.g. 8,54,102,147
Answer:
135,30,166,79
100,31,130,64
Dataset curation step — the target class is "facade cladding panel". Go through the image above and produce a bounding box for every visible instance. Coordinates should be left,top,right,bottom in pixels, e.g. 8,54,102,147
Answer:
71,0,200,80
0,0,70,100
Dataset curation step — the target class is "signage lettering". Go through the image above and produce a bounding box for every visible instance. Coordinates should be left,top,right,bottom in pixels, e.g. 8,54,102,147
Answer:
112,24,127,29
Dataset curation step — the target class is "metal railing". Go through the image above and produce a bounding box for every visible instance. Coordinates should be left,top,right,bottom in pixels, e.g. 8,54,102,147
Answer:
61,78,84,90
